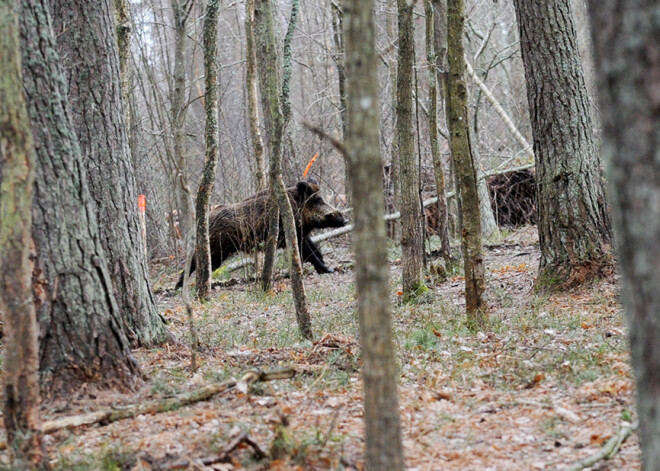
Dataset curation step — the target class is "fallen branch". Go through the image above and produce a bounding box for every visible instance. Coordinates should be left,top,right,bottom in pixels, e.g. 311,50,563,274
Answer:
0,368,296,451
566,421,638,471
163,431,267,469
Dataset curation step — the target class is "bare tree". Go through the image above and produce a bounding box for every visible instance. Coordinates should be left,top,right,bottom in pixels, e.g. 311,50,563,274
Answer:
0,2,47,466
425,0,451,266
397,0,426,300
195,0,221,300
589,1,660,467
21,0,140,396
345,1,405,468
245,0,267,191
447,0,486,327
255,0,313,340
512,0,611,288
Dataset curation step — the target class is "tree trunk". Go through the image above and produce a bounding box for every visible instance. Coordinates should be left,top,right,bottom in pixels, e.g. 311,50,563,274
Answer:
512,0,612,289
255,0,312,340
0,3,47,466
20,0,141,396
50,0,167,345
171,0,193,240
385,0,400,241
397,0,426,300
245,0,266,191
345,1,405,468
195,0,221,300
447,0,486,327
113,0,132,136
588,2,660,468
425,0,451,266
331,0,350,205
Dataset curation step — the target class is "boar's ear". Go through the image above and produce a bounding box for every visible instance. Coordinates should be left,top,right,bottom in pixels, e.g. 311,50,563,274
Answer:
296,180,314,200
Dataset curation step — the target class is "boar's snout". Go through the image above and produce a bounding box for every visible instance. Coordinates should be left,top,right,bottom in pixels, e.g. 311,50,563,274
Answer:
324,209,348,228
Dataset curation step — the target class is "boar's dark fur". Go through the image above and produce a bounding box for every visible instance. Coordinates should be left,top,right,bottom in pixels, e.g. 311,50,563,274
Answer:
175,181,347,289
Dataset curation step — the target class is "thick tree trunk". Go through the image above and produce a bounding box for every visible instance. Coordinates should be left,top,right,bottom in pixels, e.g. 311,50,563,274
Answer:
447,0,486,327
345,2,405,469
512,0,611,288
397,0,426,300
245,0,266,191
50,0,167,344
425,0,451,266
255,0,312,340
588,2,660,468
20,0,140,396
0,3,47,466
195,0,221,300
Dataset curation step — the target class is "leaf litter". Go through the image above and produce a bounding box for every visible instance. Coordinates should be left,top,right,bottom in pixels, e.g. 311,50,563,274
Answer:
0,229,640,470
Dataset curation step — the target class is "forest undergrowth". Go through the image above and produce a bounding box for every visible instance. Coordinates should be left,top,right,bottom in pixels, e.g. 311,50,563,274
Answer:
0,227,639,470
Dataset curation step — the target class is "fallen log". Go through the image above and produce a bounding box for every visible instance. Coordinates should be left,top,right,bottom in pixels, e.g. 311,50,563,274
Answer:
0,367,296,451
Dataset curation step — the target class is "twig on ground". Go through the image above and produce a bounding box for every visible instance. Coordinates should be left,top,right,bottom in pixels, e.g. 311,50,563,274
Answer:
163,431,267,469
0,368,296,451
566,421,638,471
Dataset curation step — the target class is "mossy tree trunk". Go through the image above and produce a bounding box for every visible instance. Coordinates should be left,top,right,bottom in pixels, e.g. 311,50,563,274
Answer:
512,0,612,288
447,0,486,327
255,0,312,340
20,0,141,396
50,0,167,345
588,2,660,467
345,1,405,468
397,0,426,300
0,2,47,467
195,0,221,300
425,0,451,266
245,0,266,191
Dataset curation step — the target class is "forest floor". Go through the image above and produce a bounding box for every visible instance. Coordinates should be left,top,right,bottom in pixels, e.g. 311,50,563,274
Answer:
0,227,640,470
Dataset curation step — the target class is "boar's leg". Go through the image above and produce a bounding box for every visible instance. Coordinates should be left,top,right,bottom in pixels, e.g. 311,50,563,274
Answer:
301,237,334,274
174,255,197,290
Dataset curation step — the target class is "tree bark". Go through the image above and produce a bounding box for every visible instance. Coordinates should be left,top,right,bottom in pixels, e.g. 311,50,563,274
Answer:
345,1,405,468
447,0,486,327
425,0,451,266
0,2,47,466
20,0,141,396
245,0,266,191
397,0,426,300
331,0,350,205
588,2,660,468
195,0,221,300
170,0,193,240
255,0,312,340
512,0,612,288
50,0,167,344
113,0,132,135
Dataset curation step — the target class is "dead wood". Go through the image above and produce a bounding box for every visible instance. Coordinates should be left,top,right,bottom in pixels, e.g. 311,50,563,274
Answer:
0,368,296,451
162,431,267,469
566,421,637,471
